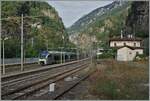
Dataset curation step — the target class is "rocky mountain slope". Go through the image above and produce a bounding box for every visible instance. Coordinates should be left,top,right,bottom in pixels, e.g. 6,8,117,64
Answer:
124,1,149,38
124,1,149,55
68,1,131,49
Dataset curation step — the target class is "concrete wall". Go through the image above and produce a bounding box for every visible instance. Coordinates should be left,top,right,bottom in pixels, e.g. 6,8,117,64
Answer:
134,49,143,54
117,47,136,61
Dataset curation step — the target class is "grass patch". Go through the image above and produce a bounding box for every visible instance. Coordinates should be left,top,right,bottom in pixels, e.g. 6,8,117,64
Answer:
89,59,149,100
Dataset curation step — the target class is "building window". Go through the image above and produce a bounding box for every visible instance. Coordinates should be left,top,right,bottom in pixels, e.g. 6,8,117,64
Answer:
134,43,136,47
136,52,139,55
114,43,116,46
129,52,132,54
124,43,126,46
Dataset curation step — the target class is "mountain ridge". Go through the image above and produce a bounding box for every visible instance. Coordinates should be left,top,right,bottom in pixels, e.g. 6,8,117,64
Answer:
67,1,128,35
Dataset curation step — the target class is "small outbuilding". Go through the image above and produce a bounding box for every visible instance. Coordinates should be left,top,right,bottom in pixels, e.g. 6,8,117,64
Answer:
117,46,143,61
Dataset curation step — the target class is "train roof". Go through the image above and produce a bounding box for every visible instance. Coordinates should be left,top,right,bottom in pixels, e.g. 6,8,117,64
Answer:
48,51,76,55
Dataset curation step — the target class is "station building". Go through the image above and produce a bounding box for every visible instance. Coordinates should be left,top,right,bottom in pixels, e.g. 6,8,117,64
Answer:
109,34,143,61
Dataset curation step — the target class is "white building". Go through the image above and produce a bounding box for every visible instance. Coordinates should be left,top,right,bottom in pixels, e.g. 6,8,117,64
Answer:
109,35,143,61
117,46,143,61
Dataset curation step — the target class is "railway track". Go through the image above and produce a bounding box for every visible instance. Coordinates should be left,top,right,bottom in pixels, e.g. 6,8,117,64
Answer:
53,70,95,100
1,58,90,100
1,61,84,87
27,62,95,100
2,58,89,82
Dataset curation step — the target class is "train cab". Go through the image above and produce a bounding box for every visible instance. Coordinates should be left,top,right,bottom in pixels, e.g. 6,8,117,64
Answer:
39,51,49,65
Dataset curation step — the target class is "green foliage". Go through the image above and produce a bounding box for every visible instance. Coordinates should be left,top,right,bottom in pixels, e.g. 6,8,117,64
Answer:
134,54,148,61
136,31,149,38
136,54,146,58
4,38,21,58
97,49,116,59
1,1,75,58
25,46,38,58
16,1,30,16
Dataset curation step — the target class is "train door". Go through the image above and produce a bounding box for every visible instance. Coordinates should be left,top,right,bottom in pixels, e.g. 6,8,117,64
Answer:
47,54,53,64
65,54,69,62
54,54,61,64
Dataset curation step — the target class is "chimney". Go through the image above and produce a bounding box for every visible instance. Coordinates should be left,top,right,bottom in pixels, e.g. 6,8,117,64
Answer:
130,34,133,38
127,34,131,38
121,30,123,38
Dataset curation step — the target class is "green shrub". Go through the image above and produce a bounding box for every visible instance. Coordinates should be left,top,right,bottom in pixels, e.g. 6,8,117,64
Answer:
134,54,147,61
97,49,116,59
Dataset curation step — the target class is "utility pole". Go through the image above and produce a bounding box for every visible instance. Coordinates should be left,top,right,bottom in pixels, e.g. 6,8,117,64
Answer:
21,14,24,71
60,47,63,64
31,37,34,48
2,37,8,74
77,48,79,60
62,35,65,63
76,36,79,60
2,39,5,74
63,38,65,63
90,36,92,65
47,40,49,51
0,2,1,74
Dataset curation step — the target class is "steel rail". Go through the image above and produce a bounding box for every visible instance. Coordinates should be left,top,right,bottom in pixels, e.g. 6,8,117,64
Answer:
1,61,85,88
53,70,95,100
1,58,89,82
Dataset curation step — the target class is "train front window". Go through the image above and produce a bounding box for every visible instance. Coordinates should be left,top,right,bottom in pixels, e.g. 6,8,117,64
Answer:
40,54,47,59
39,51,49,59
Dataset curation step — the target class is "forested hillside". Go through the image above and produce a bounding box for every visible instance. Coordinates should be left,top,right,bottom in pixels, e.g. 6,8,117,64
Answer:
1,1,74,58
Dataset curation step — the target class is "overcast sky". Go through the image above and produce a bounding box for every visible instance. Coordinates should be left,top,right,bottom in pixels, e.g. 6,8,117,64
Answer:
48,1,113,28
